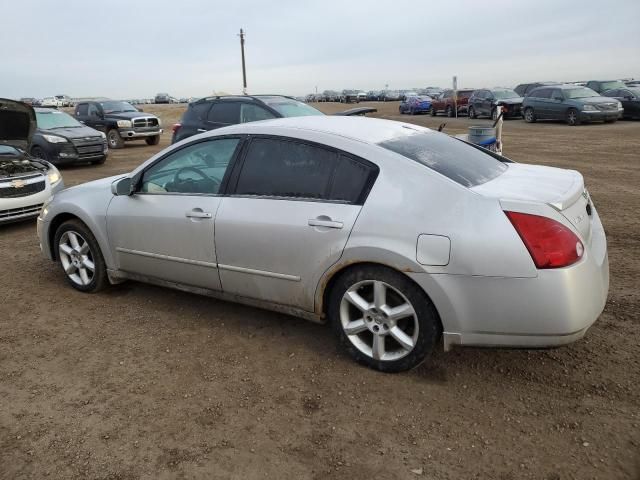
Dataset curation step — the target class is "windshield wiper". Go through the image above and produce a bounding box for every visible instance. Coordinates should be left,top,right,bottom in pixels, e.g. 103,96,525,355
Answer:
49,125,81,129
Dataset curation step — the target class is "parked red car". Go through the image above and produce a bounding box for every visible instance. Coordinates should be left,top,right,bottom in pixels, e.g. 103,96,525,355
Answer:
430,89,475,117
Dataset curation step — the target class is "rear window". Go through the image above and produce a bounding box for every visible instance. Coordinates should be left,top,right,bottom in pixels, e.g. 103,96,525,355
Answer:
378,131,507,187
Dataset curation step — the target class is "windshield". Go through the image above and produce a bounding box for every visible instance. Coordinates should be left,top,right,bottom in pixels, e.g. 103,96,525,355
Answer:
0,145,20,155
36,110,82,129
564,88,599,99
99,101,138,114
628,87,640,96
493,89,520,99
259,98,324,117
378,131,507,187
600,81,626,91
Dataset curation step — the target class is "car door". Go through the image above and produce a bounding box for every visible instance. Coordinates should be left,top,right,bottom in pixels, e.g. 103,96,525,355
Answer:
85,103,106,132
548,88,566,119
482,90,495,117
214,136,377,311
625,90,640,117
106,137,242,290
205,101,241,131
533,88,552,118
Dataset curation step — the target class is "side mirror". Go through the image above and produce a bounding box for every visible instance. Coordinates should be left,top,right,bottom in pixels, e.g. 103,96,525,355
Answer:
111,177,133,196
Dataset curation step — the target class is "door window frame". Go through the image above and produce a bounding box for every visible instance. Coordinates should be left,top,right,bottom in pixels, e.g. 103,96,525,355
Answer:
132,135,246,197
225,135,379,206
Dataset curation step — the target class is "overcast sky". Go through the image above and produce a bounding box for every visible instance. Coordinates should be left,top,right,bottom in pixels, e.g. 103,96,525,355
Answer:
2,0,639,99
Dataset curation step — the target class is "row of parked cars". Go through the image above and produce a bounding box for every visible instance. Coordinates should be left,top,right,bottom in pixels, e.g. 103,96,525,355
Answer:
307,88,444,104
395,79,639,125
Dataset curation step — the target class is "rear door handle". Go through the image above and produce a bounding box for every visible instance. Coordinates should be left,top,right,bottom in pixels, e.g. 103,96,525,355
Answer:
308,217,343,229
186,209,212,219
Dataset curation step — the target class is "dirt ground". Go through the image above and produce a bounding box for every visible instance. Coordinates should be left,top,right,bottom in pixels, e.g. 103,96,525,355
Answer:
1,102,638,480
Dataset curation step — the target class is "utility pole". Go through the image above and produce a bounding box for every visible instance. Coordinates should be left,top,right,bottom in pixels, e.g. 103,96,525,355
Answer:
239,28,247,95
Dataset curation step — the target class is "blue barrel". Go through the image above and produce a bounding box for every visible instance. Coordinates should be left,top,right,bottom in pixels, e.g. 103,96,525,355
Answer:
468,126,496,148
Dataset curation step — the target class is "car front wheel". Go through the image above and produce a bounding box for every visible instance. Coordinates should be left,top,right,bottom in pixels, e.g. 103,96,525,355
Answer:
145,135,160,145
566,108,580,126
446,106,454,117
329,265,441,372
468,106,476,119
107,129,125,149
54,220,108,293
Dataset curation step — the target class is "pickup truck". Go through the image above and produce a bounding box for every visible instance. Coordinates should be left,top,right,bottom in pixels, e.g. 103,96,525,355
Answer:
73,100,162,149
430,89,475,117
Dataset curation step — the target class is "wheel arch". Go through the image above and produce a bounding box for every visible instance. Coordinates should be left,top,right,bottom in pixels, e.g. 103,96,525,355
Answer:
48,212,85,260
316,260,445,334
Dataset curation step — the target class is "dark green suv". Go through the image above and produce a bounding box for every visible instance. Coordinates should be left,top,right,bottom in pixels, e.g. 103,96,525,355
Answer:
522,85,623,126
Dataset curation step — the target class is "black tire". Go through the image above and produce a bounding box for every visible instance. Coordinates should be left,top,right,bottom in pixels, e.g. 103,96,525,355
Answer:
410,107,415,115
145,135,160,146
446,106,454,118
524,107,536,123
107,129,125,149
566,108,580,126
328,265,441,373
31,146,49,162
468,106,476,119
91,155,107,165
604,119,616,124
399,106,403,114
54,219,109,293
491,108,498,121
430,107,437,117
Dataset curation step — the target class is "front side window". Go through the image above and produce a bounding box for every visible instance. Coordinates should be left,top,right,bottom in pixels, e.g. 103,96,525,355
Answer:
76,104,88,116
87,104,101,117
140,138,239,194
207,103,241,124
240,103,277,123
378,130,507,188
234,138,375,203
99,101,137,114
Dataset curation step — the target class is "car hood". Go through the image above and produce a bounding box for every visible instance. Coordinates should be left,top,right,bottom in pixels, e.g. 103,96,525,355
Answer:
37,125,104,141
106,111,154,120
0,98,36,150
495,98,523,105
0,155,49,179
581,96,619,105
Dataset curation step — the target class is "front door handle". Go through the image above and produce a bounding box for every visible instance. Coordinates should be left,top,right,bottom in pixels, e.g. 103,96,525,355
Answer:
186,209,212,219
308,217,343,229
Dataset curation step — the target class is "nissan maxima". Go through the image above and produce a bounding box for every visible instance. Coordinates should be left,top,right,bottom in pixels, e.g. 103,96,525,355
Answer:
37,116,609,372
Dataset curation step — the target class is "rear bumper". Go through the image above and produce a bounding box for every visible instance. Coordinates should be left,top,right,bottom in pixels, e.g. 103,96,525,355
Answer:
408,211,609,350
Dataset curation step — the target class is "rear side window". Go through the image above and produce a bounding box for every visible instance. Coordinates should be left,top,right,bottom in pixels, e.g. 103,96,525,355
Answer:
234,138,376,203
187,102,213,121
240,103,276,123
207,102,240,124
378,131,507,188
532,88,551,99
76,104,88,116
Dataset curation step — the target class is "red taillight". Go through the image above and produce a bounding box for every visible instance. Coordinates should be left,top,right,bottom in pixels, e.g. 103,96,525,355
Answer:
505,211,584,269
172,123,182,133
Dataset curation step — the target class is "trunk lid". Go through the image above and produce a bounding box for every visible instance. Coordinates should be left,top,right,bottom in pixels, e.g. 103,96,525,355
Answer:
471,163,592,242
0,98,36,151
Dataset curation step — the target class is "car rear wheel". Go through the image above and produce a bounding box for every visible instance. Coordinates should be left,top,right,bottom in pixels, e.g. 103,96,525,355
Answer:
107,129,125,149
491,108,499,121
446,106,454,117
329,265,441,372
91,156,106,165
566,108,580,126
468,106,476,119
145,135,160,146
54,220,108,293
430,107,437,116
524,107,536,123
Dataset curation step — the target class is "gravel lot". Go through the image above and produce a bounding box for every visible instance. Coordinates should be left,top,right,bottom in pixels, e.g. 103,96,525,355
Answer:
1,102,638,479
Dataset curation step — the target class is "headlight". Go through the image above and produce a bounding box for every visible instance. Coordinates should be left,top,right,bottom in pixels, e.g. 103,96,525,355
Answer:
617,101,623,110
42,134,68,143
48,167,61,185
98,131,106,139
157,118,162,127
117,120,132,128
582,104,597,112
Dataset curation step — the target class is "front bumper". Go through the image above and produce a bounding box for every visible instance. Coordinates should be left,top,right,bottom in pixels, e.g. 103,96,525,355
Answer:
46,142,108,166
409,209,609,350
118,128,163,139
579,110,623,121
1,179,64,225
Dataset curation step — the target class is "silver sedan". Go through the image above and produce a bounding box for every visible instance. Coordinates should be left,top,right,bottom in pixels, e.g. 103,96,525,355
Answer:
37,116,609,372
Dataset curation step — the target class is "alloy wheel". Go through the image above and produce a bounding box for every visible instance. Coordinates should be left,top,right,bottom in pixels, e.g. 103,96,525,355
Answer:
107,131,119,148
58,230,95,286
339,280,419,362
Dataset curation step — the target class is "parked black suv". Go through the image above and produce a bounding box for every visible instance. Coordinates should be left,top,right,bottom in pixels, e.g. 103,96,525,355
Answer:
74,100,162,149
585,80,627,94
31,108,107,165
468,88,523,120
514,82,559,97
171,95,376,144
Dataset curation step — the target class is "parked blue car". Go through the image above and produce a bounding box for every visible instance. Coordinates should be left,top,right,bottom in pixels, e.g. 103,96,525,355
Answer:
399,96,432,115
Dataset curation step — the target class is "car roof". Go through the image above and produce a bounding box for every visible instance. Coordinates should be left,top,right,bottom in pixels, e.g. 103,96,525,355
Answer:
217,115,430,145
